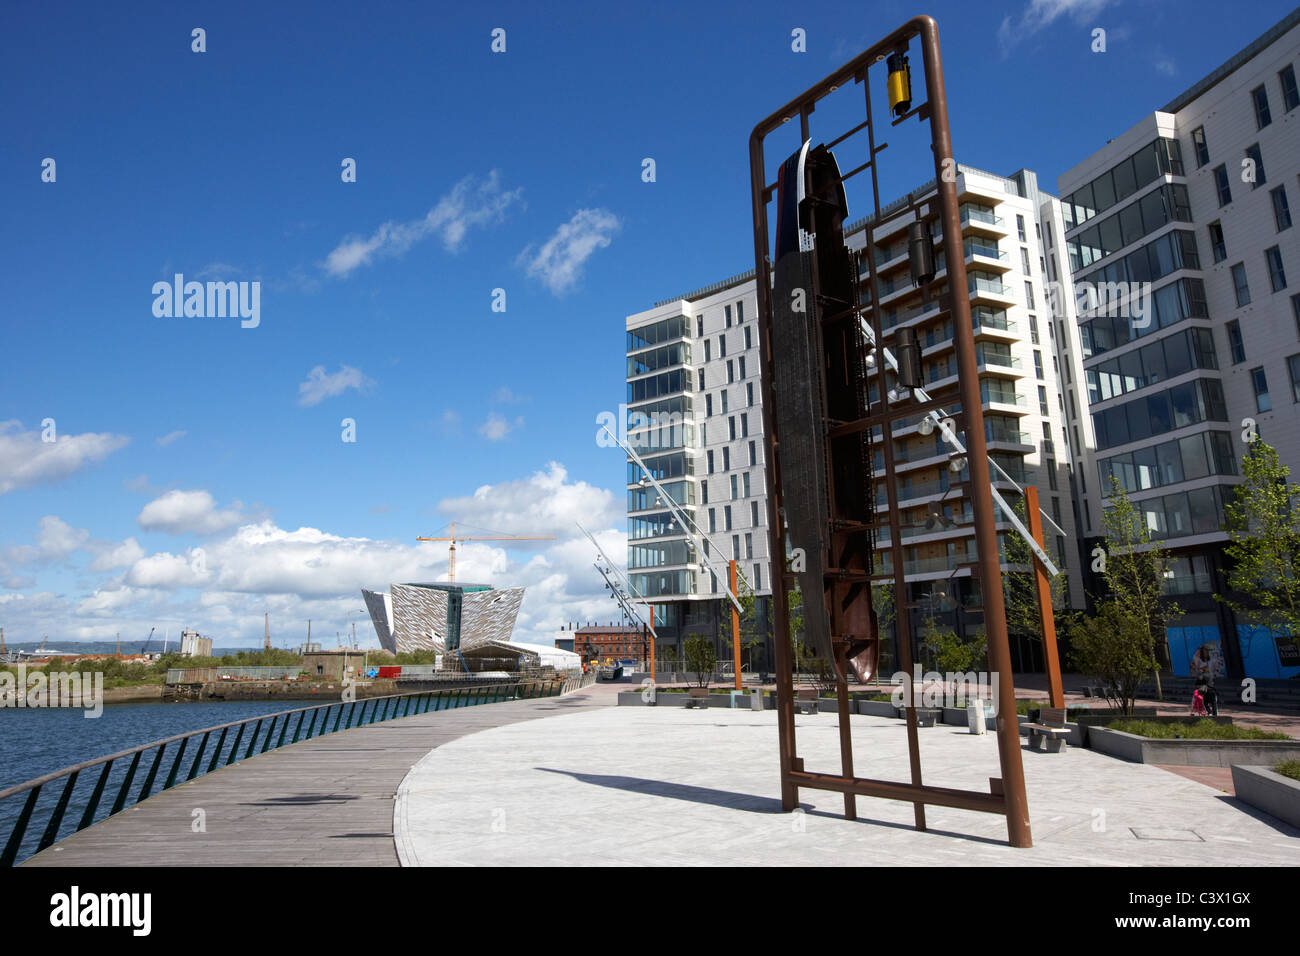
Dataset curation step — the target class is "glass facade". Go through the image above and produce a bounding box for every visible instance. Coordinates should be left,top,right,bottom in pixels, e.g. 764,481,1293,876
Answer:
1062,137,1183,230
1092,378,1228,450
1099,430,1237,495
1084,327,1218,402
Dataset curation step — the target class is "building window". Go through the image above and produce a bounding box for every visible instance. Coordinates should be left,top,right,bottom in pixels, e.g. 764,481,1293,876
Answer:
1029,314,1039,344
730,474,738,499
727,360,734,383
728,416,736,440
703,340,711,363
1017,215,1026,242
725,305,732,328
748,440,756,465
745,533,753,559
743,472,751,497
719,335,727,357
737,300,745,323
1021,247,1032,274
725,506,733,531
1252,85,1272,129
1025,281,1036,308
701,482,708,504
705,394,713,416
1232,262,1251,306
708,450,715,473
721,390,729,413
1246,143,1266,188
741,413,749,437
709,508,716,533
747,382,754,406
1288,354,1300,403
1034,350,1044,380
1293,293,1300,338
1281,64,1300,112
1273,187,1292,231
697,369,705,390
1266,246,1288,292
1047,460,1058,491
696,315,703,337
723,447,730,470
1214,165,1232,206
1227,320,1246,364
744,326,752,350
754,564,762,591
739,356,746,379
1038,386,1049,416
1251,366,1271,412
751,500,759,525
1191,126,1210,167
1208,221,1227,262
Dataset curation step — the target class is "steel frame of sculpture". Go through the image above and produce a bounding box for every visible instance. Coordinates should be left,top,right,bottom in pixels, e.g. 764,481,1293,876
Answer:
747,15,1032,848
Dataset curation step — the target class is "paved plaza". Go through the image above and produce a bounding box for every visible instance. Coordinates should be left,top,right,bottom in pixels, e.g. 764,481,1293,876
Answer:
395,704,1300,866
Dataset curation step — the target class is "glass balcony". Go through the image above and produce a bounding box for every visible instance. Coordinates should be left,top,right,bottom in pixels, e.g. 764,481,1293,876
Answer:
959,206,1003,228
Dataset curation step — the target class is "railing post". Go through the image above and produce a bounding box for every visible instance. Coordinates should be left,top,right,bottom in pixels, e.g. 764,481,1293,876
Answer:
1,786,42,867
111,751,143,814
245,720,264,760
305,708,321,740
187,731,211,781
164,738,190,790
78,760,115,832
333,703,346,733
138,745,167,802
276,714,291,748
207,727,229,774
291,710,307,744
261,717,279,754
226,724,246,767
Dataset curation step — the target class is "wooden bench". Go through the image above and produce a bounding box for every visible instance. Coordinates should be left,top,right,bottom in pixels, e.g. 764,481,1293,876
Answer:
1024,706,1070,752
684,687,710,709
795,687,819,715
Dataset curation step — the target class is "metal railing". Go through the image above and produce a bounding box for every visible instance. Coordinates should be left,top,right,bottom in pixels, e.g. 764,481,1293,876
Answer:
0,674,593,867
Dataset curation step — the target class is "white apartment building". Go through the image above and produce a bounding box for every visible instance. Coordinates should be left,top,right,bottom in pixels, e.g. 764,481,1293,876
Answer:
625,278,772,663
1058,8,1300,680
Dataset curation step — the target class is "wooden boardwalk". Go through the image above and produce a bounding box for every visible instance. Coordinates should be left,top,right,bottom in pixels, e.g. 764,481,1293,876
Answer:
23,683,619,867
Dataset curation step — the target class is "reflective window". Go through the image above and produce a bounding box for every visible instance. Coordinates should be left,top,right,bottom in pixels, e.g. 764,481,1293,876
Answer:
1253,85,1272,129
1191,126,1210,167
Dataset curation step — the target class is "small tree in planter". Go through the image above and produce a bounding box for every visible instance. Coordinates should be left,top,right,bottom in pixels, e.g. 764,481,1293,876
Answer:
1221,438,1300,661
683,636,716,689
1067,602,1157,715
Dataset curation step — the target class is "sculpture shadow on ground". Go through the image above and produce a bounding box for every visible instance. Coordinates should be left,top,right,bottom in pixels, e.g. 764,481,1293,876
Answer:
534,767,1013,846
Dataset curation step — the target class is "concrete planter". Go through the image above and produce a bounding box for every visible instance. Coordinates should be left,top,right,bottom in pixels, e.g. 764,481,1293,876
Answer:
1230,765,1300,829
1073,713,1230,746
1089,726,1300,766
856,699,898,718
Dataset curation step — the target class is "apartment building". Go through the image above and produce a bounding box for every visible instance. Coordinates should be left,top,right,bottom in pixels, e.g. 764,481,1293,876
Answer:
624,164,1090,669
625,278,772,665
1058,9,1300,680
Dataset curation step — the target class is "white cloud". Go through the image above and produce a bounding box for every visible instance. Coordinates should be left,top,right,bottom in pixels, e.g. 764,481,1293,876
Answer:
517,208,620,294
436,462,621,538
297,364,372,407
478,413,524,441
0,420,129,495
137,490,247,536
156,429,187,446
78,586,142,617
997,0,1116,55
323,171,523,277
88,537,145,571
36,515,90,557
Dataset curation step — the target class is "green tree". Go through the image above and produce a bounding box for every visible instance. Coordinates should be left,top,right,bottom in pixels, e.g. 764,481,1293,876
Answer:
1221,438,1300,652
1099,477,1180,698
1067,601,1157,715
683,635,716,688
919,617,987,674
872,583,896,675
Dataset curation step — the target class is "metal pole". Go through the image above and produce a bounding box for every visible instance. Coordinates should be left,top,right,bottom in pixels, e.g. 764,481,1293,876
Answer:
730,560,742,691
1026,486,1064,708
918,16,1032,848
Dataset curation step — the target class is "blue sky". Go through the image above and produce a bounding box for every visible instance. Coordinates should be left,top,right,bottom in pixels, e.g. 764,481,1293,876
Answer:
1,0,1295,648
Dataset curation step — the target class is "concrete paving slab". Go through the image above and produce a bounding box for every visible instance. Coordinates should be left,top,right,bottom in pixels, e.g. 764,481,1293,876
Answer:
396,705,1300,866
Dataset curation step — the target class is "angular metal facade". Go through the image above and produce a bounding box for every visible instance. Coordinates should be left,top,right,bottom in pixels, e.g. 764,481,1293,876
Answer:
361,583,524,655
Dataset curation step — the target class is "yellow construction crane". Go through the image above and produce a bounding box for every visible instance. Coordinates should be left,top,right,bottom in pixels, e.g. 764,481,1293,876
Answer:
416,520,555,583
